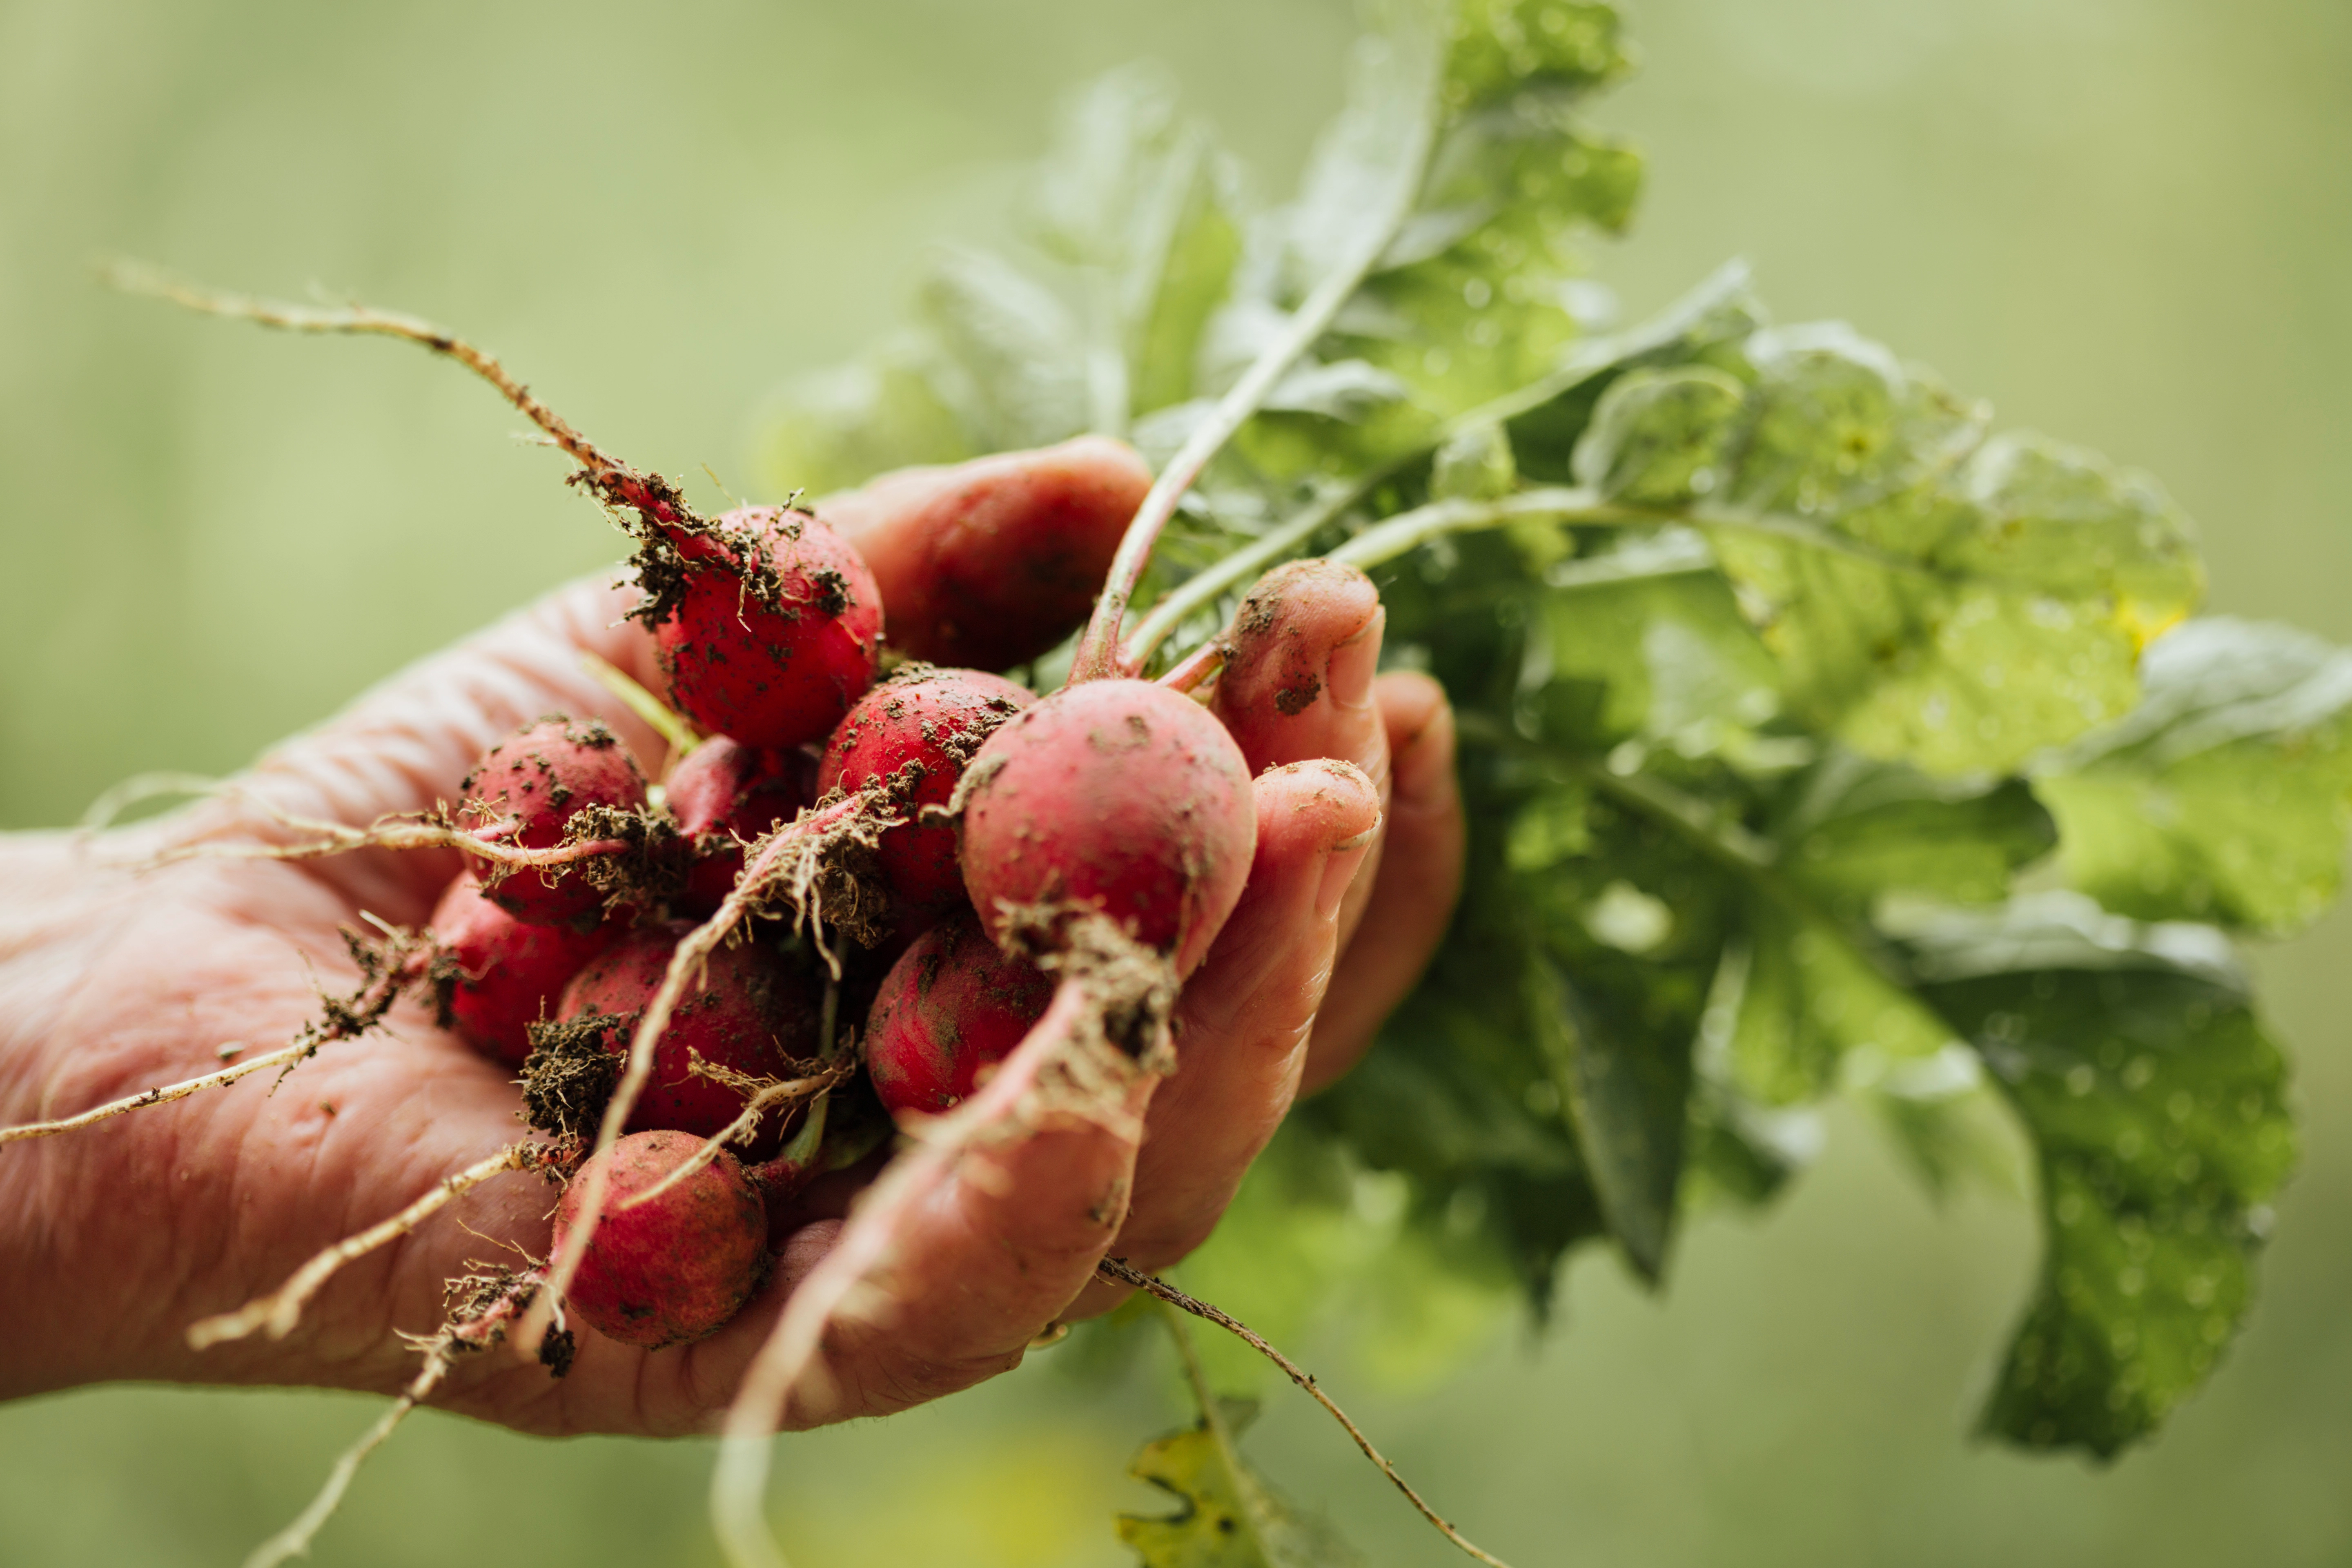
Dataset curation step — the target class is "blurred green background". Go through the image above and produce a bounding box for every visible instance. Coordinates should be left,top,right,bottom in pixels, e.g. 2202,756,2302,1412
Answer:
3,0,2348,1563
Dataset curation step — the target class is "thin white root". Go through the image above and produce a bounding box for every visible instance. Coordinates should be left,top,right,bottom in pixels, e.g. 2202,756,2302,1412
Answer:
188,1145,532,1349
1106,1259,1515,1568
710,922,1174,1568
619,1069,849,1213
237,1264,543,1568
102,260,621,477
241,1349,451,1568
136,801,626,874
0,1041,307,1146
5,921,436,1149
75,771,231,835
519,790,885,1356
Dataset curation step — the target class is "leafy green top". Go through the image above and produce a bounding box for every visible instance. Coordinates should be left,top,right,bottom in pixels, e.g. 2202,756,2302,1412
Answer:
754,0,2347,1461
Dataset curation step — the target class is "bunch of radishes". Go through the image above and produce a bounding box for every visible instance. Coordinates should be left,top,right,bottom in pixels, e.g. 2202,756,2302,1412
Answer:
418,498,1256,1352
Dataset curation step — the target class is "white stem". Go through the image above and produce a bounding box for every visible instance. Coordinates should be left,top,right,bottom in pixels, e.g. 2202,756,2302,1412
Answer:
709,982,1107,1568
1073,97,1441,677
1326,488,1606,570
1121,258,1765,667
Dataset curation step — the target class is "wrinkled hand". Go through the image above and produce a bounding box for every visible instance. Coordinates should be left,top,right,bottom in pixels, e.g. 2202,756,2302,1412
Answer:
0,439,1464,1434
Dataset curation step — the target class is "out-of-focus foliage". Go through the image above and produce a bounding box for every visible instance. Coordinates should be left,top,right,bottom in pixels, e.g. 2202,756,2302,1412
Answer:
2036,619,2352,936
1120,1396,1363,1567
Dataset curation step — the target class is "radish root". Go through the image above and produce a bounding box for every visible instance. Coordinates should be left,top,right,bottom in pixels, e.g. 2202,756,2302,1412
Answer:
708,915,1177,1568
188,1143,542,1349
621,1060,854,1212
241,1266,546,1568
521,789,895,1355
101,259,714,538
1103,1258,1516,1568
0,924,443,1148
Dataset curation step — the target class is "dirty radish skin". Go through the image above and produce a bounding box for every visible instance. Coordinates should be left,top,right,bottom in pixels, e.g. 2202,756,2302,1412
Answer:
557,923,822,1160
428,872,620,1067
459,716,648,927
653,507,883,751
863,909,1054,1118
552,1130,769,1350
666,737,817,916
958,679,1256,976
817,666,1033,918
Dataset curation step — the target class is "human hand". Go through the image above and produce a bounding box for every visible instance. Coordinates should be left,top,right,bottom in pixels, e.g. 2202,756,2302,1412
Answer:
0,438,1464,1434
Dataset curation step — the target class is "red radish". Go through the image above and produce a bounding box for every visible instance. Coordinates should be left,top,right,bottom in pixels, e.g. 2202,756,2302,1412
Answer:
817,666,1033,917
428,873,619,1067
552,1130,768,1348
557,923,822,1159
666,737,817,915
863,910,1053,1117
458,716,648,928
652,506,883,751
958,679,1256,976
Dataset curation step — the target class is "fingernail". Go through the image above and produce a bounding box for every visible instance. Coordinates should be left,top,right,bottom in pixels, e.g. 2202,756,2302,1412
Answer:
1327,607,1385,713
1391,694,1456,806
1316,835,1373,921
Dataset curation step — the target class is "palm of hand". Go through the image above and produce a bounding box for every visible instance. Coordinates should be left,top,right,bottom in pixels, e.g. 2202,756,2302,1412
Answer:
0,441,1462,1435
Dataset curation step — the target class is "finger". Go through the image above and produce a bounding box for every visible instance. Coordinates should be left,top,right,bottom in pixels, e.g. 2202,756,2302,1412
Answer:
1209,559,1392,956
1300,672,1464,1094
1063,757,1381,1320
1211,559,1388,781
216,576,672,922
45,895,563,1393
816,437,1150,672
607,982,1156,1435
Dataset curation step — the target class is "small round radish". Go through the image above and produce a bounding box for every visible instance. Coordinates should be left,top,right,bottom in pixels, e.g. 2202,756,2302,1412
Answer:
817,666,1032,917
666,737,816,915
428,872,619,1067
864,910,1053,1117
653,506,883,751
958,679,1255,976
557,922,821,1158
459,716,648,928
553,1130,768,1349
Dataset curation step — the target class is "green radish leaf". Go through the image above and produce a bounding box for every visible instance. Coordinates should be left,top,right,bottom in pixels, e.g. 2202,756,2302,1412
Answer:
1564,328,2209,777
1767,755,2056,918
1118,1400,1363,1568
1897,894,2297,1457
1529,949,1685,1282
2035,617,2352,935
746,0,2332,1474
1534,549,1781,750
754,62,1243,494
1718,904,1948,1107
1863,1054,2020,1205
